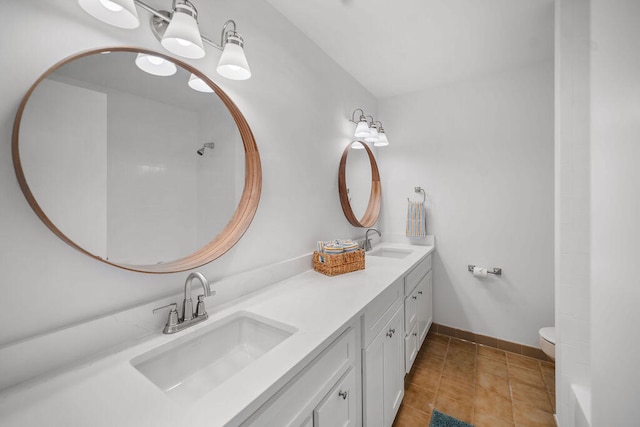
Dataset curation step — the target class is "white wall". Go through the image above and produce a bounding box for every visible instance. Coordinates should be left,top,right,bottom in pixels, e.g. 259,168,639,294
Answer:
379,62,555,347
591,0,640,424
555,0,591,424
0,1,376,346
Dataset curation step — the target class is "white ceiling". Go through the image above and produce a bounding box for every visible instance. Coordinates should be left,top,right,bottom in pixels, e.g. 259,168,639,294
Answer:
264,0,554,99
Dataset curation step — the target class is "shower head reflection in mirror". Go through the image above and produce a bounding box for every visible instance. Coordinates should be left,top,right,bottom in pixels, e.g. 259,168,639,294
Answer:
196,142,215,156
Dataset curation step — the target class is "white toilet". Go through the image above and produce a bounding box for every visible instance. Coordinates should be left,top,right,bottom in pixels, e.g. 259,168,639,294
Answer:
539,327,556,360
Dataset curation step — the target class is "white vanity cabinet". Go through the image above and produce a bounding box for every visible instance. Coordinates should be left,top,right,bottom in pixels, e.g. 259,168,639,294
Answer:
240,325,360,427
404,255,433,373
363,305,405,427
362,277,405,427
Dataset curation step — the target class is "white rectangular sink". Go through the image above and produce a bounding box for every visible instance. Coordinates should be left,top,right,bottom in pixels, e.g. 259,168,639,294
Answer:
368,247,413,259
131,311,296,403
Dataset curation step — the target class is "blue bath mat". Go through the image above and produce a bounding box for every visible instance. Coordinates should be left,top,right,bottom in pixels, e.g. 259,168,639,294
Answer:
430,410,473,427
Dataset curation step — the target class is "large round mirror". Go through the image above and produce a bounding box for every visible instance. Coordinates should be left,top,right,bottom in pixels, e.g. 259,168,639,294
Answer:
338,141,381,227
13,47,261,273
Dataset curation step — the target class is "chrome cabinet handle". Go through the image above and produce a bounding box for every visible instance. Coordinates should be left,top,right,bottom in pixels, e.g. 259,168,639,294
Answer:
338,390,348,400
412,295,417,300
413,332,418,337
386,328,396,337
418,291,423,295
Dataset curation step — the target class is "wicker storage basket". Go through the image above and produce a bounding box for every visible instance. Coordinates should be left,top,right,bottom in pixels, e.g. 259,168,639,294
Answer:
313,249,365,276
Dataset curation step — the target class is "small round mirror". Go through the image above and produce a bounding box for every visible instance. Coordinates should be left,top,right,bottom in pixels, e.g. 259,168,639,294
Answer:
338,141,381,227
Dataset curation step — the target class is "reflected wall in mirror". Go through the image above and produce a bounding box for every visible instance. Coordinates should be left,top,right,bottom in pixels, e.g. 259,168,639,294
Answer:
338,141,381,228
13,47,261,273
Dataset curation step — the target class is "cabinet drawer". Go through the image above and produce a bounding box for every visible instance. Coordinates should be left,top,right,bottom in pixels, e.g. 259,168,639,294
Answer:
363,277,403,348
241,327,356,426
404,254,431,295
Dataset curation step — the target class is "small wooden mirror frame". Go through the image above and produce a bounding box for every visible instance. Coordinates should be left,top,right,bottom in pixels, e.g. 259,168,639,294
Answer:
12,47,262,274
338,141,381,228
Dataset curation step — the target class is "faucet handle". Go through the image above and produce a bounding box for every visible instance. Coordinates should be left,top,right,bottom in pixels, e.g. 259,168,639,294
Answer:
153,303,179,329
195,295,208,318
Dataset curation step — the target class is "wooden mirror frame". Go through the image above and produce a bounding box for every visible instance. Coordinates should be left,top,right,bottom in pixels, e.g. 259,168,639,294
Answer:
338,141,381,228
12,47,261,274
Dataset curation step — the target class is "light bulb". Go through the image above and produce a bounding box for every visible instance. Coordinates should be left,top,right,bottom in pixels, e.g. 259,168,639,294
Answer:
99,0,123,11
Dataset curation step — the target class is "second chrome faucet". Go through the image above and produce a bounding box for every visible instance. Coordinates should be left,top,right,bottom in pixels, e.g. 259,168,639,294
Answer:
154,272,216,334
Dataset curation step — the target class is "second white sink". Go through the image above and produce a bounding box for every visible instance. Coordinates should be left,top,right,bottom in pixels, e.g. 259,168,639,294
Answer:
131,311,296,403
368,247,413,259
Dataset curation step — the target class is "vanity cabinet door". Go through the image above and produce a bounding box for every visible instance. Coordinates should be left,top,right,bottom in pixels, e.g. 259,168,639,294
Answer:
314,368,357,427
416,270,433,346
404,286,418,333
363,305,404,427
405,323,418,373
240,327,358,427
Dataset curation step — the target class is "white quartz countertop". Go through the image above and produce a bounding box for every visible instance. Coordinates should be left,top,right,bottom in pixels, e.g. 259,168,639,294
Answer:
0,244,433,427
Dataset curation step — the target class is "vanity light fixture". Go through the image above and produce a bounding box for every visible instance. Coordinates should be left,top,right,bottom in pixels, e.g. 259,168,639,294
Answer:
134,53,177,76
78,0,251,80
349,109,389,146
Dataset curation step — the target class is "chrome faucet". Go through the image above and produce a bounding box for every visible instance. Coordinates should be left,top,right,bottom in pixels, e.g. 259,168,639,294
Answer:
153,272,216,334
183,272,211,322
364,228,381,251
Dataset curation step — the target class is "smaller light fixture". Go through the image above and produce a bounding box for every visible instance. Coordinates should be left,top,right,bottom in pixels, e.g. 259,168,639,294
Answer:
350,108,371,138
134,53,177,76
374,121,389,147
188,73,214,92
78,0,139,28
216,21,251,80
161,0,205,59
364,116,379,143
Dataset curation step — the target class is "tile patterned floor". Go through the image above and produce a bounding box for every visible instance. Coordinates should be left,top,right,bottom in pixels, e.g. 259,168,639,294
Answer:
393,332,556,427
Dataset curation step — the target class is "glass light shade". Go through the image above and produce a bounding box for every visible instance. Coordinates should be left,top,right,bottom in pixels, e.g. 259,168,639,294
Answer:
161,3,205,59
374,131,389,147
78,0,139,29
134,53,177,76
217,35,251,80
354,120,370,138
188,73,214,92
351,141,366,150
365,125,379,143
